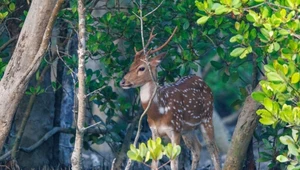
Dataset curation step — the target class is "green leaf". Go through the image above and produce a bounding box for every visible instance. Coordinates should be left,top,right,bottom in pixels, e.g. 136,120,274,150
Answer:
106,13,112,21
210,61,223,70
287,165,296,170
279,29,289,35
9,3,15,11
292,129,298,142
153,145,163,160
183,20,190,30
259,117,276,125
145,151,151,162
257,109,271,116
147,139,155,151
196,16,210,25
279,136,294,145
280,104,294,123
171,145,181,159
276,155,289,162
189,62,198,72
179,64,186,76
230,47,246,57
260,28,271,40
256,109,276,125
266,72,284,82
247,10,259,22
214,5,229,15
130,144,137,153
264,65,275,72
155,137,162,145
229,34,243,43
273,42,280,52
36,70,40,81
139,143,148,157
291,72,299,84
251,91,266,103
239,46,252,59
288,143,299,156
165,143,173,159
263,97,273,111
127,150,138,161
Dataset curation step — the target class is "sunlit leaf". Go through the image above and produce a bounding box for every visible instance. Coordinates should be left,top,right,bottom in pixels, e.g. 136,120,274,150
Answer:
230,47,246,57
266,72,284,82
276,155,289,162
196,16,210,25
291,72,300,84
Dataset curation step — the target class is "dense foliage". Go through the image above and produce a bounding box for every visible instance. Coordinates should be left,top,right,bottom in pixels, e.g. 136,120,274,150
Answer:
0,0,298,169
195,0,299,169
58,0,248,155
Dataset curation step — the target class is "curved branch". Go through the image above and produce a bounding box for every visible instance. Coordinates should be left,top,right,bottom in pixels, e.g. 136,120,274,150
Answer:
0,35,18,52
0,127,107,161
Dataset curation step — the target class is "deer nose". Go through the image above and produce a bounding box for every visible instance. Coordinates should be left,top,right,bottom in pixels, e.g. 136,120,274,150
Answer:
120,79,126,86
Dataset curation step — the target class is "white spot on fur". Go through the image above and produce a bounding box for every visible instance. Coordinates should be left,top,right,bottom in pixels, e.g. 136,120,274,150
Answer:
159,107,164,114
165,106,170,112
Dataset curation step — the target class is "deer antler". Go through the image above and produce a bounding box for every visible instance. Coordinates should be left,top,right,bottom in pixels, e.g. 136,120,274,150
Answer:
134,26,178,58
148,26,177,55
135,27,157,55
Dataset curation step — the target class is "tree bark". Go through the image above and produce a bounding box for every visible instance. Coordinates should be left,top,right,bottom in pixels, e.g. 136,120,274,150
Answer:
71,0,87,169
0,0,64,152
223,85,261,170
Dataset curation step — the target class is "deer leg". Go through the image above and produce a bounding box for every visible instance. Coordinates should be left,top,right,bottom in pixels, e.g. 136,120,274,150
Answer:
150,127,159,170
200,121,221,170
182,132,201,170
167,131,180,170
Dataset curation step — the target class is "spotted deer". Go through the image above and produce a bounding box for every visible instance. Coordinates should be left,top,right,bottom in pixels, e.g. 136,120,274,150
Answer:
120,27,220,170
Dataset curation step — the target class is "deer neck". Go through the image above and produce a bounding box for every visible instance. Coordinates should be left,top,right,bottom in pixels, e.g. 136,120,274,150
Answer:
140,81,164,121
140,81,156,105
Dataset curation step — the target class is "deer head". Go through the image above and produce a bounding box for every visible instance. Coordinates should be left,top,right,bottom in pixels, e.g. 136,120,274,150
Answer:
120,27,177,89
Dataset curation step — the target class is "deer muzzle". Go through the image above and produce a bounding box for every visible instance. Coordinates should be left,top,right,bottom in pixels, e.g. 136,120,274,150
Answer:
120,78,133,89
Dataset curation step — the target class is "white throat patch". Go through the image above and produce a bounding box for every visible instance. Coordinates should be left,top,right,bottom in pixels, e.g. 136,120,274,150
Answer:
140,82,152,103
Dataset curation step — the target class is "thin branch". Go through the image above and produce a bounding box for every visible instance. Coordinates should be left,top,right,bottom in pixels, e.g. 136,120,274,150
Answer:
243,1,294,11
291,33,300,39
200,30,217,48
158,160,171,169
144,0,165,18
0,127,108,161
243,3,265,10
56,46,77,75
71,0,87,169
85,86,105,97
132,11,139,18
82,121,102,132
0,34,18,52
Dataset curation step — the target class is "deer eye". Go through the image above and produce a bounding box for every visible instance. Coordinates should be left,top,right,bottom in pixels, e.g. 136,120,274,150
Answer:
138,67,145,72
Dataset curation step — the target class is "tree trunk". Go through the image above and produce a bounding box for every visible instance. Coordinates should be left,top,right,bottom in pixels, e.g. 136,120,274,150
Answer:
0,0,64,152
223,85,261,170
71,0,87,169
52,19,73,167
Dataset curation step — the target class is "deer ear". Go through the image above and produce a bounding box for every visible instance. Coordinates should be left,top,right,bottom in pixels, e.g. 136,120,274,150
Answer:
150,52,167,67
